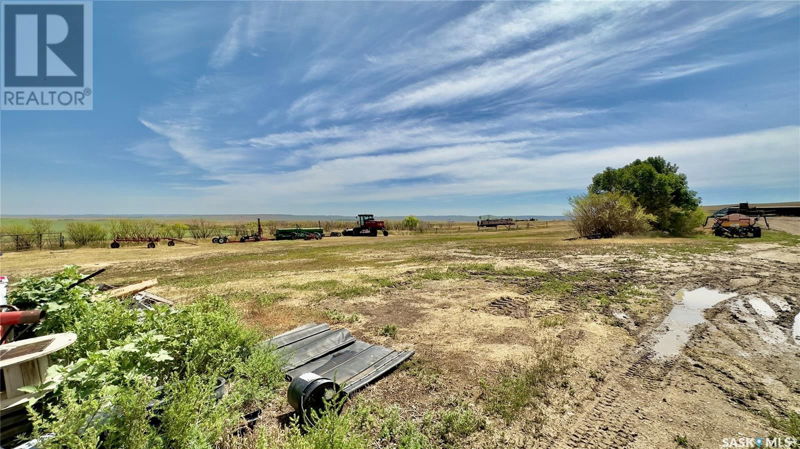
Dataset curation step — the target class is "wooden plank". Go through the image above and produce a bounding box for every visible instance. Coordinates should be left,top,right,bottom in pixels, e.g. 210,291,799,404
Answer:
20,360,41,386
105,279,158,298
4,365,23,399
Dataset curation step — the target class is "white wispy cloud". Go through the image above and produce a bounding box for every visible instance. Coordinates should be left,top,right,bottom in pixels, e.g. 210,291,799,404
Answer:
210,16,245,69
192,126,799,211
131,2,798,214
362,2,794,114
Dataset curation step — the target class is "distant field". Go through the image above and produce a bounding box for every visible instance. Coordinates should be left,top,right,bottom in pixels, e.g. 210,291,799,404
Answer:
2,221,797,448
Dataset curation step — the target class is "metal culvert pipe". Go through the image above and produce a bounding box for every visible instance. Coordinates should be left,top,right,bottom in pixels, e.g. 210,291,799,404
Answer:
287,372,342,416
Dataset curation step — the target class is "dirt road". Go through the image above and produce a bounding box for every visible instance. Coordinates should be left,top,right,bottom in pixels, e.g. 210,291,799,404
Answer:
768,217,800,236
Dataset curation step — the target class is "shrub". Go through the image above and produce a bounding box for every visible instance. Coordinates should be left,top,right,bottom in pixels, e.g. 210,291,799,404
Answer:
0,223,33,249
588,156,701,235
401,216,420,231
8,265,96,337
662,207,706,236
14,267,284,449
66,222,106,247
29,218,53,249
567,192,654,237
189,219,220,239
107,219,160,240
161,223,189,239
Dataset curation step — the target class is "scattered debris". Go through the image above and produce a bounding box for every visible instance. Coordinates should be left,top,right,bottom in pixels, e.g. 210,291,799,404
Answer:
275,226,324,240
104,279,158,298
130,291,174,310
213,218,266,244
564,232,614,241
265,323,413,416
0,333,77,446
111,237,197,249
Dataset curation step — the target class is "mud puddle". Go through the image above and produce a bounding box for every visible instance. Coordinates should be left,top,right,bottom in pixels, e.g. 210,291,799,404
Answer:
794,313,800,344
652,287,736,359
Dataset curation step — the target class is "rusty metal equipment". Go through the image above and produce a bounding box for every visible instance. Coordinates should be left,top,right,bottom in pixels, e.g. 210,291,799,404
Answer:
477,216,516,228
705,212,768,238
111,237,197,249
275,226,324,240
212,218,266,244
343,214,389,237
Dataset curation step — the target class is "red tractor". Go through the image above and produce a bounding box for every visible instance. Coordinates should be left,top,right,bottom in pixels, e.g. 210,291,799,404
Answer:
343,214,389,237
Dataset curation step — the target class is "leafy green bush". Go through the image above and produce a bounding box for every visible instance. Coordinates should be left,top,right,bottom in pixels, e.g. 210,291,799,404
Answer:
567,192,654,237
588,156,701,235
161,223,189,239
29,219,53,249
662,207,706,236
66,222,106,247
8,266,95,336
401,216,420,231
11,267,283,449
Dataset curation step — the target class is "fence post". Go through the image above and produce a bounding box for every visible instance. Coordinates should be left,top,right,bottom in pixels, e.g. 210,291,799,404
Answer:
15,235,20,251
60,233,65,248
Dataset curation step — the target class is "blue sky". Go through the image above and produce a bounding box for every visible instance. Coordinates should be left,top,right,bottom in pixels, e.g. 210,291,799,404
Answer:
1,1,799,216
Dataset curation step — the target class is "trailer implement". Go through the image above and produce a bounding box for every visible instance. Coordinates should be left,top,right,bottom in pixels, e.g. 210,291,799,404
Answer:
110,237,197,249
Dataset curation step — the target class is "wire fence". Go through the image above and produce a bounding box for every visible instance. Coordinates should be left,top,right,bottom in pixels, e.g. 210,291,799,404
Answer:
0,233,65,252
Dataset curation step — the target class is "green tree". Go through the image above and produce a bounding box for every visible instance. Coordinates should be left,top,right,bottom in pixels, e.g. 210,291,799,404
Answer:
29,218,53,249
588,156,701,235
401,215,420,231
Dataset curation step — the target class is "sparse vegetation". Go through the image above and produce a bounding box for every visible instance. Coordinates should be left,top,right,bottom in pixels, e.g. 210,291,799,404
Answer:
482,342,570,424
325,309,361,323
2,218,796,448
380,324,398,338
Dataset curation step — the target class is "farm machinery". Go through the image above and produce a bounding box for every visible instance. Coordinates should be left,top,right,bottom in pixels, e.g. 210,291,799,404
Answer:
275,226,324,240
212,218,265,244
110,237,197,248
704,203,770,238
343,214,389,237
477,216,516,228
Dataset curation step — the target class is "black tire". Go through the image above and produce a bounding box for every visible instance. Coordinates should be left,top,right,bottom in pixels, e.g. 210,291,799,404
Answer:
370,229,378,237
212,237,219,244
753,227,761,238
167,240,175,246
240,236,247,242
110,241,120,249
383,230,389,236
713,227,724,237
147,242,156,249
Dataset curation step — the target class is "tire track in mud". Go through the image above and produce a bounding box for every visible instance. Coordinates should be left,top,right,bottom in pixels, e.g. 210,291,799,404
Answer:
555,352,676,449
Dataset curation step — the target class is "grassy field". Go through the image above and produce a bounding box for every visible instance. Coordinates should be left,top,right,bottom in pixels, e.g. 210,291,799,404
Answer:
2,222,798,448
